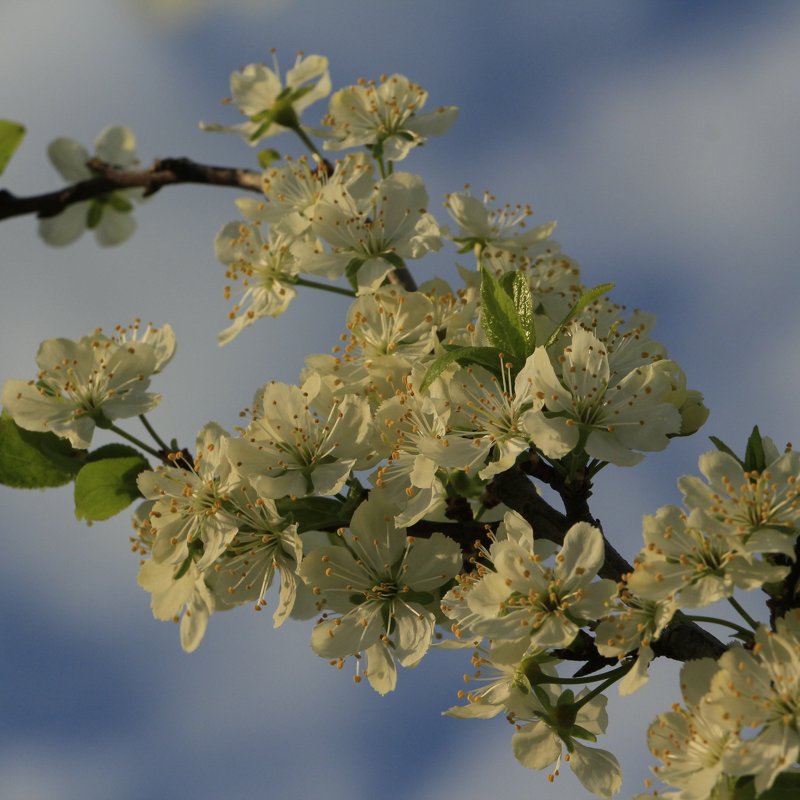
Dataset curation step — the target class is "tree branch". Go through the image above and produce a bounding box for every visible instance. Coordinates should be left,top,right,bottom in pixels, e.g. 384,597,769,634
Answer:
0,157,263,221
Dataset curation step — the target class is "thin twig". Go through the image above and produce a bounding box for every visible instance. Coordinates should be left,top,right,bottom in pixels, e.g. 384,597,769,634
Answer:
0,157,263,221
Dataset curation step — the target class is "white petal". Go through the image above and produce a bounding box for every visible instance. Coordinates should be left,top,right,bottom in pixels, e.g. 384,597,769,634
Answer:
95,207,136,246
38,203,88,246
47,138,91,181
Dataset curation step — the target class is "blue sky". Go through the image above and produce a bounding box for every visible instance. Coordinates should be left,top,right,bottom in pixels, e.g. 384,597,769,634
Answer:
1,1,799,798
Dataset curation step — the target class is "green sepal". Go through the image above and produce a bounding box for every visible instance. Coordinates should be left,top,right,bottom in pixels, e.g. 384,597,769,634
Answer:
0,410,84,488
344,257,365,290
275,495,350,533
86,200,104,229
73,444,149,521
544,282,615,348
479,267,528,363
556,688,576,706
287,84,315,104
248,119,273,142
400,589,435,606
107,194,133,213
173,552,194,581
420,345,504,392
567,724,598,743
0,119,25,175
173,539,204,580
446,469,487,499
370,139,385,163
728,772,800,799
257,148,281,169
744,425,767,473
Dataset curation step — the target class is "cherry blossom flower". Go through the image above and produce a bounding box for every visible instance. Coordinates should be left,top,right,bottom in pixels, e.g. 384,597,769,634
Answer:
308,171,442,293
679,446,800,558
211,487,311,628
508,686,622,798
595,593,676,695
322,74,457,161
370,391,488,526
225,372,374,499
626,505,788,608
3,323,171,448
525,327,683,465
443,517,617,649
39,125,143,246
445,189,556,258
214,221,301,344
645,659,739,799
137,558,215,653
707,611,800,794
200,52,330,144
237,153,373,235
299,496,462,694
137,423,240,571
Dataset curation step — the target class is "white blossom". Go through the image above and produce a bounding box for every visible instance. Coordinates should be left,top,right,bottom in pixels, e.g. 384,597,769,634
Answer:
308,172,442,293
39,125,142,246
525,327,683,465
299,496,462,694
322,74,457,161
225,373,374,499
443,516,618,649
200,52,331,144
3,324,170,448
137,423,240,570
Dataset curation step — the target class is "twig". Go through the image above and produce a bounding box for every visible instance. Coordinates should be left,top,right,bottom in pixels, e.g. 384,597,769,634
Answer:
0,157,263,221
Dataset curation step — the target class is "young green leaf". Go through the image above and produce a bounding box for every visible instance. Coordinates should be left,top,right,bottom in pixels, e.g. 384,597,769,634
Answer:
0,411,82,488
0,119,25,175
709,435,744,468
743,425,767,473
74,445,149,521
499,270,535,351
419,345,504,392
480,267,528,362
544,282,615,348
257,148,281,169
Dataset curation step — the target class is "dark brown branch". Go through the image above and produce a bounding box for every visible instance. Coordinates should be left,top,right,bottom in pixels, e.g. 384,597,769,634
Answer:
488,465,726,662
0,157,263,221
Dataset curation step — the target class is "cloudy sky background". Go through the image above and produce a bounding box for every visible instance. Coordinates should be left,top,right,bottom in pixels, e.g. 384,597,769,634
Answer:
1,1,799,798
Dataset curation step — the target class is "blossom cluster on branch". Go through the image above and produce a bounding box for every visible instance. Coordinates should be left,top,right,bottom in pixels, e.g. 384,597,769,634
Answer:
1,51,798,799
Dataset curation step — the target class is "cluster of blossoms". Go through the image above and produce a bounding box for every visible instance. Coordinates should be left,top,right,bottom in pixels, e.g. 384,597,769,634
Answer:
5,51,800,799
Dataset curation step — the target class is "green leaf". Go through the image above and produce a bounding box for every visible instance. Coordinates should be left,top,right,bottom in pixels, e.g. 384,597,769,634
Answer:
0,119,25,175
0,411,83,488
420,345,504,392
257,148,281,169
744,425,767,473
74,445,149,521
709,435,745,468
479,267,528,362
544,282,615,348
499,270,536,351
